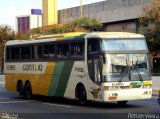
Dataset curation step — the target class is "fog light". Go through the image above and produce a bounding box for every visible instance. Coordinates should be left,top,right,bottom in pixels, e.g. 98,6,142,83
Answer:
143,91,151,95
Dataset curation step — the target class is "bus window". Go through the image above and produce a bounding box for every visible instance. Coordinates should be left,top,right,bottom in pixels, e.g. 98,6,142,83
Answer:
38,45,43,59
44,44,55,59
57,44,69,58
31,46,35,59
6,47,11,60
88,39,101,53
11,47,20,60
21,46,31,59
57,44,62,58
71,42,84,58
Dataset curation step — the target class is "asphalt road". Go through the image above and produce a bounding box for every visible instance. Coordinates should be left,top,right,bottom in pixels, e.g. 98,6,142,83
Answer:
0,84,160,119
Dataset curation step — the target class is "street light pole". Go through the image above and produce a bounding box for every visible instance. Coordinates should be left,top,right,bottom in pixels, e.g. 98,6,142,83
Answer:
80,0,83,18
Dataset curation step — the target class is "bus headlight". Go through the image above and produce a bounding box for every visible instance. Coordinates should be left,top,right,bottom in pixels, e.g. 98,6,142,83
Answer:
143,84,151,88
143,81,152,88
103,86,119,91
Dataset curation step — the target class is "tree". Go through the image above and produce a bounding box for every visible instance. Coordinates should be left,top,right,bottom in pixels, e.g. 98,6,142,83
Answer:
68,17,103,32
17,18,103,39
139,0,160,52
41,17,103,35
16,32,30,40
0,25,16,73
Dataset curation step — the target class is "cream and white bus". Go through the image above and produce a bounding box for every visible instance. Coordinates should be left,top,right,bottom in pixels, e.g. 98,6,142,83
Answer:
4,32,152,105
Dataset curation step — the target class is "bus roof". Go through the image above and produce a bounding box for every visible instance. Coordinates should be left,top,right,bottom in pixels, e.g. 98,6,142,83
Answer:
35,32,86,40
85,32,145,39
6,32,145,46
6,32,86,46
5,39,58,46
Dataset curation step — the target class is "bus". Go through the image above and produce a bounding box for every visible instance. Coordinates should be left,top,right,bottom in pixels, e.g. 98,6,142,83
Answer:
4,32,152,105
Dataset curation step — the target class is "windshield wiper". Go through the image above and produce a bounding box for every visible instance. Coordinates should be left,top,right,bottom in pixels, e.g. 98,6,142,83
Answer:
119,54,143,82
119,58,130,82
131,56,143,81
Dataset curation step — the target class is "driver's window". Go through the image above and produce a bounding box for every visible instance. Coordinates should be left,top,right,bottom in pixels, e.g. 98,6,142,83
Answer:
94,59,101,84
88,39,101,53
87,55,102,86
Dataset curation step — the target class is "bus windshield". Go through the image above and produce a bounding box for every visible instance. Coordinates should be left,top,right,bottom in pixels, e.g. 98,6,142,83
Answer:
102,54,150,82
102,39,148,51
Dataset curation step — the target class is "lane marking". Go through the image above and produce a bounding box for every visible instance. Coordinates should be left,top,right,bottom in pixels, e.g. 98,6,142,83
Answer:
0,97,9,100
0,100,35,104
43,103,72,108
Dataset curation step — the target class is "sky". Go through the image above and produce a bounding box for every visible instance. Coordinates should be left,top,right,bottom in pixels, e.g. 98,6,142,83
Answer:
0,0,104,30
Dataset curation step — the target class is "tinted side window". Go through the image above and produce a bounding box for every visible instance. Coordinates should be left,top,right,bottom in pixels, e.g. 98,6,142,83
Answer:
6,47,11,60
31,46,35,59
38,45,43,59
21,46,31,59
88,39,101,52
71,42,84,58
57,43,69,58
11,47,20,60
44,44,55,59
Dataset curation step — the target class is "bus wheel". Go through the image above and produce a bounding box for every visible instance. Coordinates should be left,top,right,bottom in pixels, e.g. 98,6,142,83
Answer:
24,83,32,100
77,86,87,105
117,101,128,106
17,81,24,99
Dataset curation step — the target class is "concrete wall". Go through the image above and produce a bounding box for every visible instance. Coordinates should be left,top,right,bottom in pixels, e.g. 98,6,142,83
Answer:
104,20,138,32
58,0,152,24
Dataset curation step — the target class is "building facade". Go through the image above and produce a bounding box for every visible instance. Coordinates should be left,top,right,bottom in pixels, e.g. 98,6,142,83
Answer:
58,0,160,74
16,9,42,33
58,0,152,33
42,0,58,26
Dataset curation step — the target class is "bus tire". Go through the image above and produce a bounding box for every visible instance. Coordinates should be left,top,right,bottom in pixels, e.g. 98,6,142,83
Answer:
24,83,32,100
117,101,128,106
76,86,87,105
17,81,24,99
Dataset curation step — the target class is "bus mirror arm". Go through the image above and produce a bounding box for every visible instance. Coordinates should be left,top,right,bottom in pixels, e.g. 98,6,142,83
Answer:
99,56,103,70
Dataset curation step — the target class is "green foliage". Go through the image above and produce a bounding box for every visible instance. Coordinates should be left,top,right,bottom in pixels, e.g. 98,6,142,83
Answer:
0,25,15,59
139,0,160,51
68,17,103,32
45,24,69,34
28,17,103,37
16,32,30,40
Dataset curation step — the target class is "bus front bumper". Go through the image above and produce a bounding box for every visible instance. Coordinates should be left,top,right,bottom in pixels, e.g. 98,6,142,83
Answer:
101,88,152,102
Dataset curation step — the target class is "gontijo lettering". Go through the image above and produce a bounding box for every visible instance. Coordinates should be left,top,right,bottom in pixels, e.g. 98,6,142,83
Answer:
23,64,43,71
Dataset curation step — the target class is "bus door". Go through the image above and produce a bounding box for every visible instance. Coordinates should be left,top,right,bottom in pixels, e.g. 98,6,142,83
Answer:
87,55,102,100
